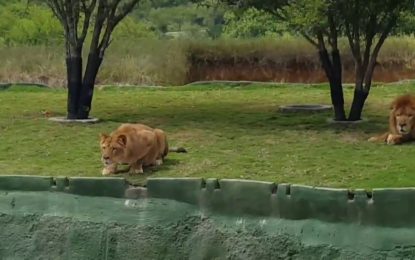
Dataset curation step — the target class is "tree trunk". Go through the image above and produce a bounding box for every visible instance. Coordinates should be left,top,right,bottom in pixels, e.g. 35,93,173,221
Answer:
77,52,103,119
329,79,346,121
318,49,346,121
348,88,369,121
66,56,83,119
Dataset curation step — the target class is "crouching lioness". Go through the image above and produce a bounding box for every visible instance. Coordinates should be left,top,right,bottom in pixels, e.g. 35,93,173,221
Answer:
99,123,186,175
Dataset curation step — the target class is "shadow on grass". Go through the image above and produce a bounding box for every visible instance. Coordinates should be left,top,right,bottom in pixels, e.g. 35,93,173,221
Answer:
99,105,388,136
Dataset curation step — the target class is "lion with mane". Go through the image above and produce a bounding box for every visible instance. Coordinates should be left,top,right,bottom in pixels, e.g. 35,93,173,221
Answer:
369,94,415,145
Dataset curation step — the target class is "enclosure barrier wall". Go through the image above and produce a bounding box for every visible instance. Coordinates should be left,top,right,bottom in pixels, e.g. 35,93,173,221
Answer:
0,175,414,259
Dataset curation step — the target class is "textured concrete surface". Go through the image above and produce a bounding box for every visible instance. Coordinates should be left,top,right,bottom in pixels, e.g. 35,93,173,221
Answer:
1,191,415,259
0,176,414,259
148,178,415,227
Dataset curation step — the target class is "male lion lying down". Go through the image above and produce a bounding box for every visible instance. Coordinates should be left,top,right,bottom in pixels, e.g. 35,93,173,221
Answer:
100,123,186,175
369,94,415,145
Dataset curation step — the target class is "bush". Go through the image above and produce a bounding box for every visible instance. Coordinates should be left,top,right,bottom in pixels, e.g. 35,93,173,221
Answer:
0,3,63,46
222,8,287,38
113,17,158,39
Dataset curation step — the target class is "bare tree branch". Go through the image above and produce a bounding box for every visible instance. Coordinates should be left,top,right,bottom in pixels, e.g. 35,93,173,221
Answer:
78,0,97,45
97,0,121,52
113,0,140,25
64,0,77,50
361,15,376,79
47,0,72,55
97,0,140,54
72,0,81,43
300,32,318,48
363,15,398,90
351,2,362,68
327,12,338,50
344,23,357,57
316,30,327,51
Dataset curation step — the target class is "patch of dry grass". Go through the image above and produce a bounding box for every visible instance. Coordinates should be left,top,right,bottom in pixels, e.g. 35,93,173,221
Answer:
1,36,415,86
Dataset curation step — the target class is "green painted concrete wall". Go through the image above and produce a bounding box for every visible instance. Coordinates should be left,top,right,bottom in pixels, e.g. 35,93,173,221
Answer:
0,176,414,259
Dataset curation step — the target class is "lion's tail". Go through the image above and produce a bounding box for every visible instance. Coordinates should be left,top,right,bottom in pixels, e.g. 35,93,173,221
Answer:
155,128,187,157
368,132,389,143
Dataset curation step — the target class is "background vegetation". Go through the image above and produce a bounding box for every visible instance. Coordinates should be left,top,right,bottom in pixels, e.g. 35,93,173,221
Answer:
1,0,415,86
1,36,415,86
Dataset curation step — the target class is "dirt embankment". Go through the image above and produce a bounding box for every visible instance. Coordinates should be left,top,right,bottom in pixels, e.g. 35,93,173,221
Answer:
187,59,415,84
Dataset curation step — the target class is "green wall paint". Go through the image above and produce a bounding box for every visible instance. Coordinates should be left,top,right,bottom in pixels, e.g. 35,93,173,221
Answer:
0,176,414,259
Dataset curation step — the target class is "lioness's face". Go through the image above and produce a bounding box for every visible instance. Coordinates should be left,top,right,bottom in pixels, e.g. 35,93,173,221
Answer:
99,134,126,165
394,107,415,135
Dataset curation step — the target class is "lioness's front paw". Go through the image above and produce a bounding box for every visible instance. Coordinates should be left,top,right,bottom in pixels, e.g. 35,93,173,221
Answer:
102,168,114,176
130,167,144,175
155,159,163,166
386,134,400,145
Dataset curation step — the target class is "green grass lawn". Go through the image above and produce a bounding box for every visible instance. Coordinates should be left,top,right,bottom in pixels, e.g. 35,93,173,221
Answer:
1,83,415,188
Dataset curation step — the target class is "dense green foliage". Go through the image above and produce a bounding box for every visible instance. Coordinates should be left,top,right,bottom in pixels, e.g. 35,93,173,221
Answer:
2,0,412,47
0,1,161,46
0,2,62,46
222,8,286,38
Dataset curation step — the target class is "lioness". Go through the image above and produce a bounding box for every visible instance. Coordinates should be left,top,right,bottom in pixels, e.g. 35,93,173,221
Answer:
369,94,415,145
100,123,186,175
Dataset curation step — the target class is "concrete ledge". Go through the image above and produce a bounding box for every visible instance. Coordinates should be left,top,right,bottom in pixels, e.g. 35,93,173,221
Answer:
145,178,415,228
0,177,414,258
146,177,204,204
1,176,415,227
125,186,148,199
186,80,278,86
279,104,332,113
370,188,415,227
48,117,100,124
0,175,53,191
1,191,414,259
0,82,49,89
327,117,368,124
201,179,276,216
0,176,127,197
279,185,350,222
67,177,128,198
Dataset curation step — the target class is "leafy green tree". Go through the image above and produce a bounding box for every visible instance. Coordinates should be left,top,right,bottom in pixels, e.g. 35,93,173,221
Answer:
395,11,415,35
147,4,217,36
205,7,225,38
0,3,63,45
113,17,157,39
41,0,141,119
214,0,413,121
142,0,189,8
336,1,412,120
223,7,286,38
